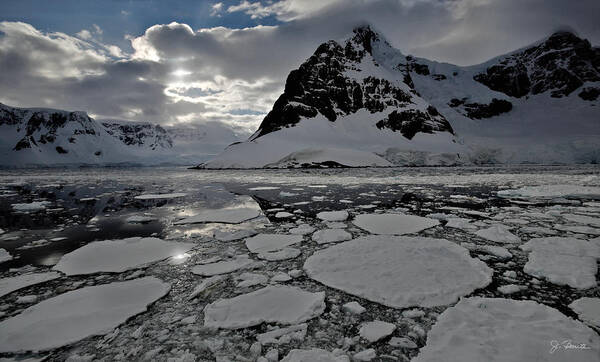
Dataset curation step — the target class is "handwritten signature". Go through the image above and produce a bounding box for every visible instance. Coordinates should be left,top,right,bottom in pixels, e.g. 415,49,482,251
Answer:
549,340,592,354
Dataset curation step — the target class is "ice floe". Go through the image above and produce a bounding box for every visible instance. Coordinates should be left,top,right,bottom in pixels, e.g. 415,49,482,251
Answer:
213,228,258,241
11,201,51,212
203,286,325,329
0,277,170,352
189,275,227,299
257,323,307,345
342,301,366,315
312,229,352,244
257,247,301,261
316,211,349,222
498,185,600,200
289,224,315,235
281,348,349,362
414,297,600,362
520,237,600,289
245,234,304,254
0,248,13,263
359,320,396,343
53,237,195,275
474,224,521,243
191,255,260,276
134,193,186,200
563,214,600,227
0,272,61,298
352,213,439,235
445,217,478,230
174,207,260,225
236,272,268,288
569,297,600,327
304,236,492,308
125,214,158,223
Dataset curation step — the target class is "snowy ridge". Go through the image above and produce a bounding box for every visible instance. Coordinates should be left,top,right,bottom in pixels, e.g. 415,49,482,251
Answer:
202,26,599,168
0,103,248,167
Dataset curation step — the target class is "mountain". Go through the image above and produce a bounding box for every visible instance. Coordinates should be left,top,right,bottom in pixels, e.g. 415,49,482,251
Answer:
202,27,599,168
0,103,248,167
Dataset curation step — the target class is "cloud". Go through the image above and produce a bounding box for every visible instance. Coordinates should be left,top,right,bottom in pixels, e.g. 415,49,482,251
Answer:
0,0,598,138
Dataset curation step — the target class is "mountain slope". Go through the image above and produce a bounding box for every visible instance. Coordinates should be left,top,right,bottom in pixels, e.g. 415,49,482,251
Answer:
0,103,248,167
202,26,464,168
203,27,599,168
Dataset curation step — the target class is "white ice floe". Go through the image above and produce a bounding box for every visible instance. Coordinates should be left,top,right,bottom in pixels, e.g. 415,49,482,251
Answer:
342,301,366,315
498,185,600,200
213,228,258,241
353,349,376,361
521,226,558,235
554,224,600,235
389,337,418,349
203,286,325,329
445,218,478,230
275,212,294,219
289,224,315,235
236,272,268,288
497,284,525,294
281,348,349,362
53,237,195,276
0,277,170,353
312,229,352,244
192,255,260,276
271,272,293,283
520,237,600,289
414,297,600,362
0,272,61,298
257,248,301,261
569,297,600,327
11,201,51,212
563,214,600,227
257,323,307,344
316,211,349,222
0,248,13,263
189,275,227,299
304,236,492,308
174,207,260,225
359,321,396,343
352,213,439,235
125,214,158,223
474,224,521,244
461,243,512,259
245,234,304,254
134,192,187,200
134,193,186,200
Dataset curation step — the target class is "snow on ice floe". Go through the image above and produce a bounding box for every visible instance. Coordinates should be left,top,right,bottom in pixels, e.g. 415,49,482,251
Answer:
281,348,350,362
312,229,352,244
0,272,61,298
53,237,195,276
257,323,307,344
474,224,521,243
245,233,304,254
0,277,170,353
192,255,260,276
569,297,600,327
189,275,227,299
359,320,396,343
498,185,600,200
414,297,600,362
445,217,478,230
257,247,301,261
212,228,258,241
125,214,158,223
563,214,600,227
11,201,51,212
316,211,349,222
304,236,492,308
0,248,13,263
520,237,600,289
134,193,187,200
203,285,325,329
352,213,439,235
174,207,261,225
289,224,316,235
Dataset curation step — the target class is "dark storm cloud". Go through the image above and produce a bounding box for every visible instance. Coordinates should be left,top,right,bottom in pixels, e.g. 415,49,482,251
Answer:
0,0,598,130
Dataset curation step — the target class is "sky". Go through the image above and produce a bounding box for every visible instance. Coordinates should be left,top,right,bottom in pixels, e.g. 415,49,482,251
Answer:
0,0,598,132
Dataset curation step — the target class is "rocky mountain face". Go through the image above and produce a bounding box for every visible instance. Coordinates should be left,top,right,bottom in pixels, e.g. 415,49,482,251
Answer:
102,121,173,150
473,31,600,99
251,26,453,141
204,26,599,168
0,103,247,166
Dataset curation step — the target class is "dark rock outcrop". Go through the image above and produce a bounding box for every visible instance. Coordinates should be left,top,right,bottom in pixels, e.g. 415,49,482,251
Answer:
474,31,600,98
